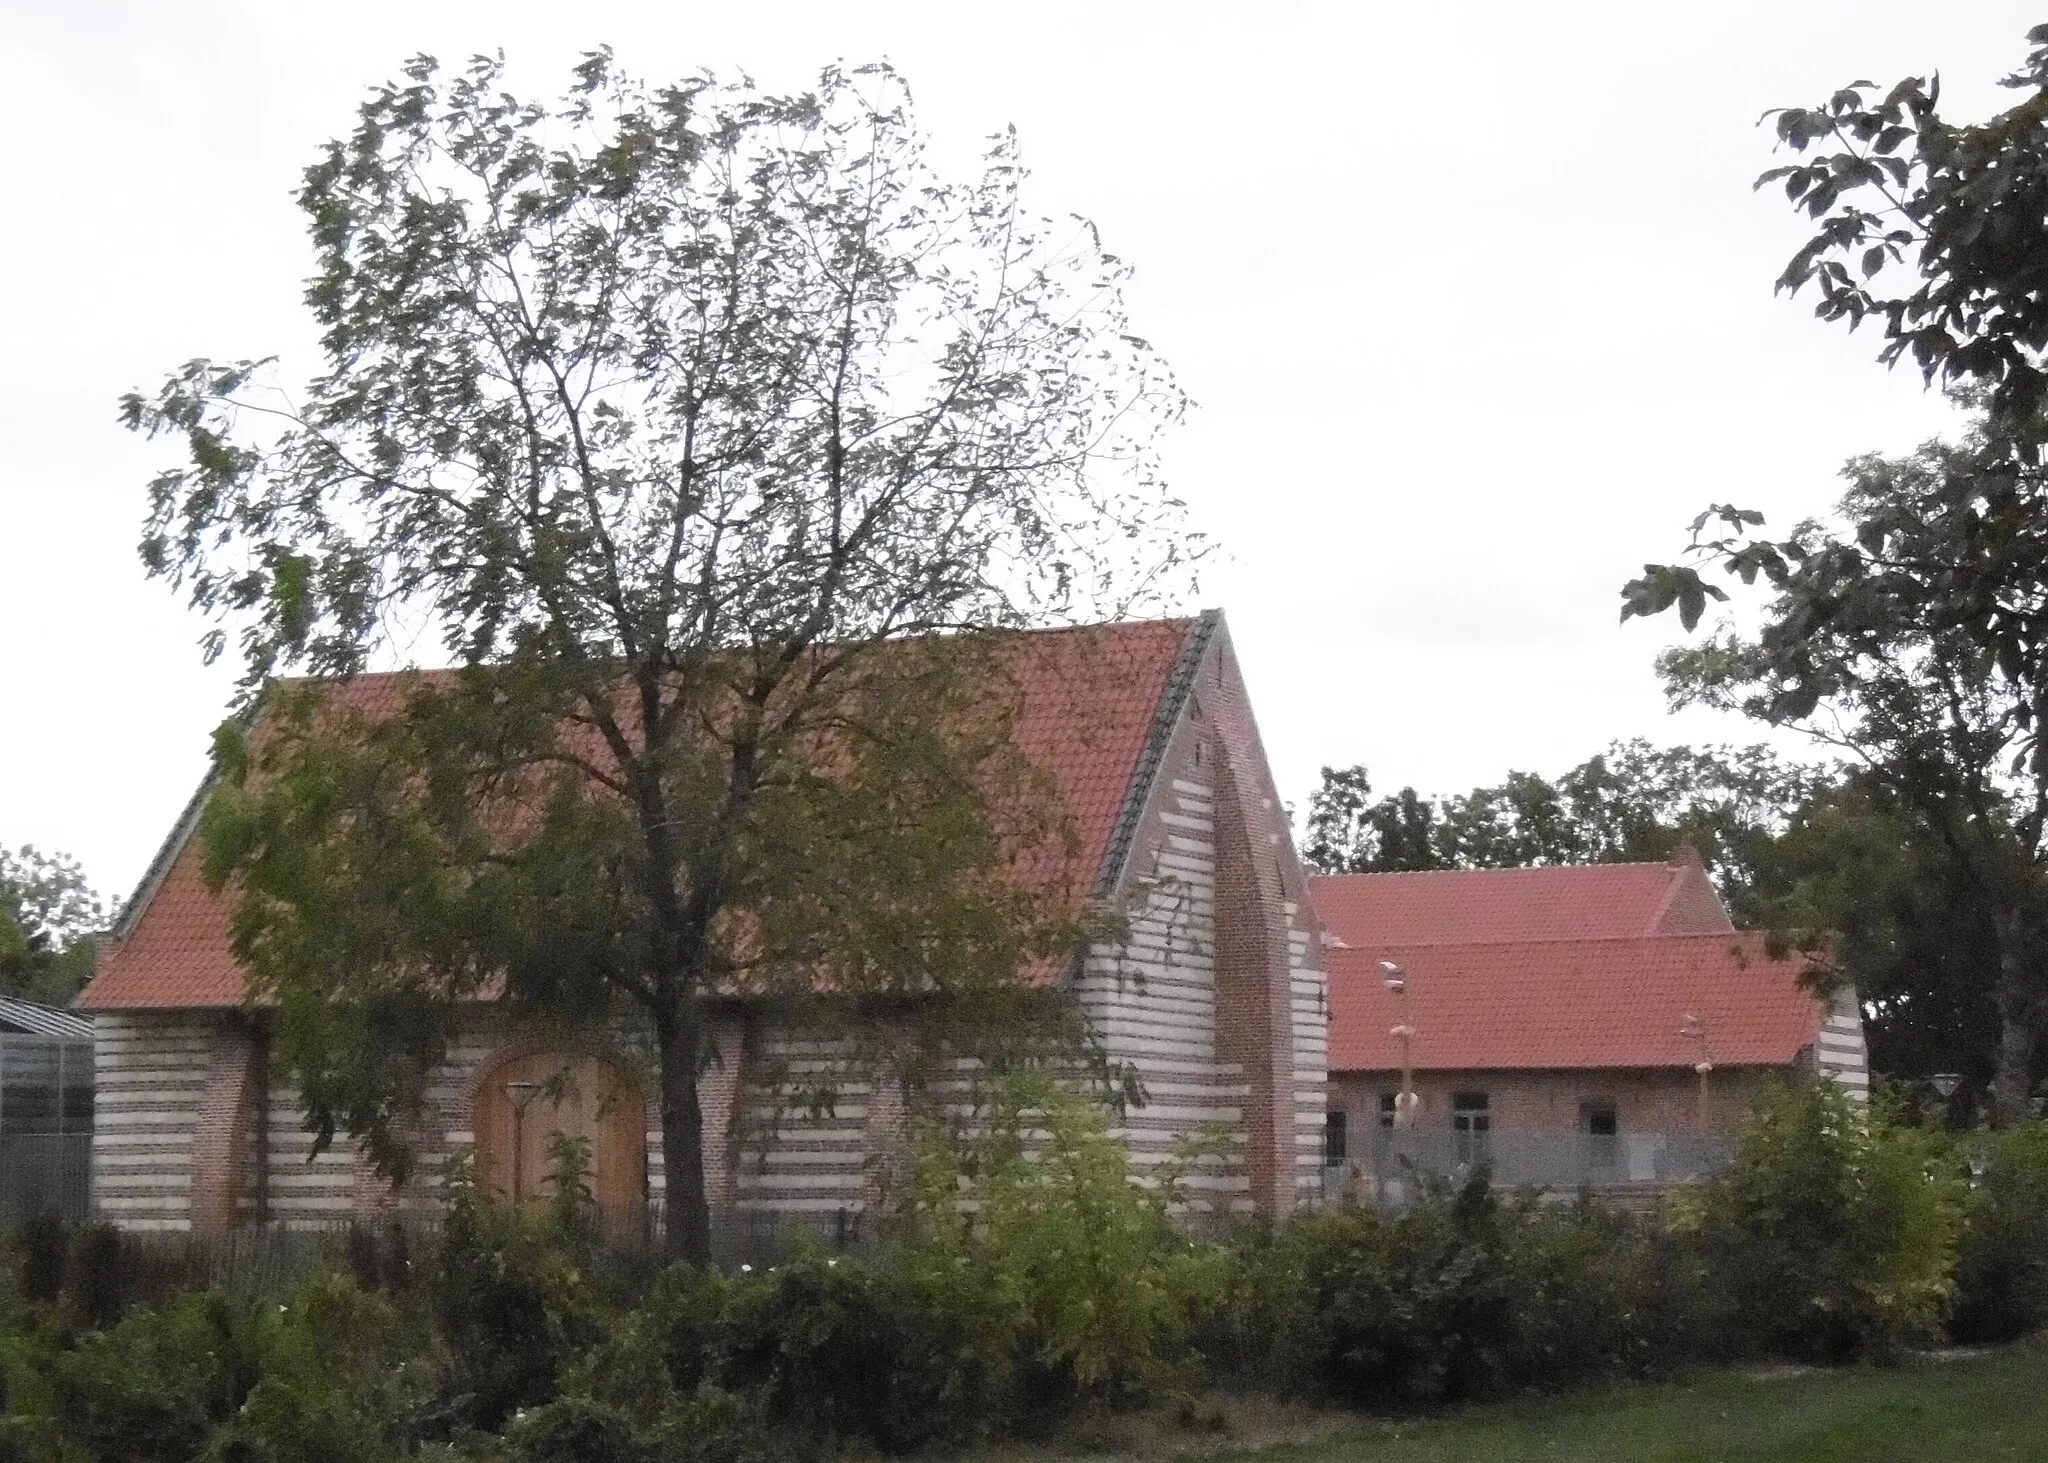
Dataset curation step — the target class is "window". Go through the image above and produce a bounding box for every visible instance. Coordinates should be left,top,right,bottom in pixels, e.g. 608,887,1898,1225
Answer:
1323,1110,1347,1166
1583,1104,1618,1137
1452,1091,1490,1163
1377,1093,1399,1129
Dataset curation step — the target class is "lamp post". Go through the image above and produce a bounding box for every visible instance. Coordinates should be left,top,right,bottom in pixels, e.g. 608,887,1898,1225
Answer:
1381,961,1418,1128
504,1080,541,1204
1680,1014,1712,1133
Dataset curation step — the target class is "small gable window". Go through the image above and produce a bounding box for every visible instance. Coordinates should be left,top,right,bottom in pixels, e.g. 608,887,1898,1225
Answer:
1323,1110,1347,1166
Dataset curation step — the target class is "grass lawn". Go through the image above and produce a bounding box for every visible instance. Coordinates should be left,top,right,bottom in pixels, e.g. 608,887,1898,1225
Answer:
978,1342,2048,1462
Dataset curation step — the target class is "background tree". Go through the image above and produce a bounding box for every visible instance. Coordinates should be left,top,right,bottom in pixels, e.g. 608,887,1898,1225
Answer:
128,55,1191,1262
1300,766,1442,875
1299,741,1820,912
1626,23,2048,1122
1747,778,2010,1120
0,844,104,1005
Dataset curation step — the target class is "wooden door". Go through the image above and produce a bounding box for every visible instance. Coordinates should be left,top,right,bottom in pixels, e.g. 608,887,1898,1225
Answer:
474,1051,646,1217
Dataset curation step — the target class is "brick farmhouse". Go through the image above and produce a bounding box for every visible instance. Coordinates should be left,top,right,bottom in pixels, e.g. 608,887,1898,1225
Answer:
79,613,1329,1233
1315,851,1870,1193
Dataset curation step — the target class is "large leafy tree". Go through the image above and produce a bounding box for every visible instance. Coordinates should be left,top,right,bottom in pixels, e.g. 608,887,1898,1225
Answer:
127,55,1191,1261
1625,23,2048,1123
0,844,104,1005
1747,778,2012,1119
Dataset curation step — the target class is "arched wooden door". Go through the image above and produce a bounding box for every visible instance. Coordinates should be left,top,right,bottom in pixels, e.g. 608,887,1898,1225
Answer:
473,1050,647,1218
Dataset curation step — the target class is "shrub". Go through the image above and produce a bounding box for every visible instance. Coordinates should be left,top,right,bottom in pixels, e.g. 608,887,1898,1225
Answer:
430,1154,602,1432
62,1223,135,1333
716,1247,995,1453
48,1290,259,1463
1691,1081,1962,1362
1278,1175,1518,1408
13,1217,67,1309
900,1074,1228,1416
205,1273,443,1463
1491,1195,1716,1383
1950,1123,2048,1343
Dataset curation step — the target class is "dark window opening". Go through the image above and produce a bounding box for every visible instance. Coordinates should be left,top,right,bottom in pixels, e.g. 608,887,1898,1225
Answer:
1377,1092,1399,1129
1323,1110,1347,1165
1584,1105,1618,1137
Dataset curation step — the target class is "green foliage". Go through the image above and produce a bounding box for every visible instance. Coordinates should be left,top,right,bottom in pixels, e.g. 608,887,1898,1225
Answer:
48,1291,259,1463
429,1157,600,1431
1236,1178,1711,1410
1626,20,2048,1121
126,45,1192,1267
902,1075,1228,1408
1691,1082,1962,1361
0,844,103,1004
1745,779,2009,1105
1950,1123,2048,1343
1300,742,1820,911
204,1274,443,1463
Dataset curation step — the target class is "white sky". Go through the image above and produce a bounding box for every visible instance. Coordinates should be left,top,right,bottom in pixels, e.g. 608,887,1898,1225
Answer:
0,1,2030,902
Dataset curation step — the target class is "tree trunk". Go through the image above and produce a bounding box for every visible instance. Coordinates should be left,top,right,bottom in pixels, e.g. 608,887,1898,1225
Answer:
656,1000,711,1266
1990,911,2040,1127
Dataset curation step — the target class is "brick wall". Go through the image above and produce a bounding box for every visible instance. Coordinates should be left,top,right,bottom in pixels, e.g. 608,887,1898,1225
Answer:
1328,1065,1787,1142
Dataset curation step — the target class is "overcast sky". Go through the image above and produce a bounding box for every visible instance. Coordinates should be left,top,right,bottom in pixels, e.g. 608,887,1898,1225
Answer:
0,2,2032,902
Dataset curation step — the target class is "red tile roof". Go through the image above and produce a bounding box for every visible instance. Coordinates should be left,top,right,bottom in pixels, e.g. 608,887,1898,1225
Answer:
82,618,1197,1011
1309,854,1733,951
1326,933,1824,1072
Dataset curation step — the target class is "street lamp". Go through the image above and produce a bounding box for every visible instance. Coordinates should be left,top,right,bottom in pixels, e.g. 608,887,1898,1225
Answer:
505,1080,541,1204
1680,1014,1713,1133
1382,961,1419,1129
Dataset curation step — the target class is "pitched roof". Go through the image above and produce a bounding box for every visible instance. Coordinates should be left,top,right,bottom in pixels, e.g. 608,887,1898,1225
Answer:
1325,933,1823,1072
81,617,1201,1011
1309,852,1733,951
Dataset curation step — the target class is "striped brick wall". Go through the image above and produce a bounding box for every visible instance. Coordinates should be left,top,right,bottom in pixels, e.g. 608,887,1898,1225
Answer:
1815,984,1871,1104
92,614,1329,1230
92,1010,216,1229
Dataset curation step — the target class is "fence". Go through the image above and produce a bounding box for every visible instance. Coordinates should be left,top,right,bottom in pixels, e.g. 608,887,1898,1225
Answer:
1329,1129,1731,1206
0,1033,94,1224
90,1202,885,1299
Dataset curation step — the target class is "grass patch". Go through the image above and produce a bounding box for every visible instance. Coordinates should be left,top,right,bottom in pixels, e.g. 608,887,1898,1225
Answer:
969,1342,2048,1462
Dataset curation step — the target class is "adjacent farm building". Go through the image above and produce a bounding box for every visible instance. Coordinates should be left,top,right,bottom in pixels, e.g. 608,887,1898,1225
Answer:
1315,850,1870,1198
78,613,1329,1233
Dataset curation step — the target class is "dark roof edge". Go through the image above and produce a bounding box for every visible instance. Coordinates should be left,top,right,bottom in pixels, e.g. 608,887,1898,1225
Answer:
109,766,217,943
1093,609,1221,898
108,696,266,943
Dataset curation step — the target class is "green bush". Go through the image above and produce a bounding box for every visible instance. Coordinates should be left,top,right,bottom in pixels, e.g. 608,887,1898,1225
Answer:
1950,1123,2048,1343
900,1073,1228,1417
1689,1081,1962,1362
205,1273,443,1463
48,1291,259,1463
430,1155,602,1432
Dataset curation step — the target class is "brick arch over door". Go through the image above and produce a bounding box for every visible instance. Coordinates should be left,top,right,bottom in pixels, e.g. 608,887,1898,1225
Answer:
470,1046,648,1217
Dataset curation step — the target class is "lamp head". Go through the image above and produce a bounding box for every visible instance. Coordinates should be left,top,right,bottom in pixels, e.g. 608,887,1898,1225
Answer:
1930,1073,1962,1100
505,1080,540,1110
1379,960,1406,995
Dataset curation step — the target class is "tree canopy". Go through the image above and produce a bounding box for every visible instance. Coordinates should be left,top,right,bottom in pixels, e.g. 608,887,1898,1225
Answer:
127,54,1192,1260
1299,740,1820,913
0,845,103,1005
1624,22,2048,1122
